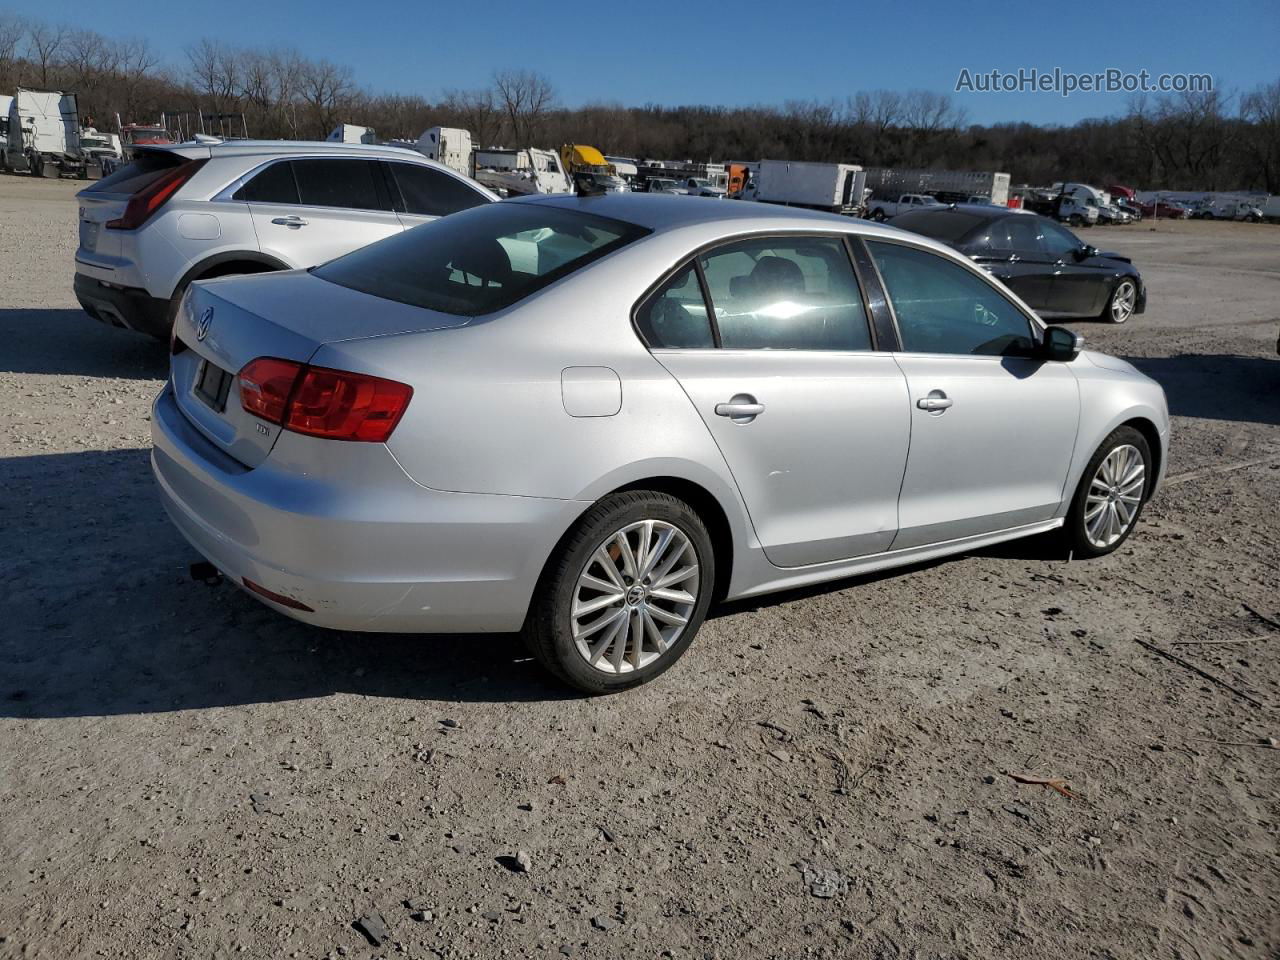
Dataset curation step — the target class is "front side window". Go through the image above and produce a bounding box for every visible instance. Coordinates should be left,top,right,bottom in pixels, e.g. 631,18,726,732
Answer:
868,240,1036,357
696,236,871,350
315,203,649,316
389,163,490,217
291,158,387,211
634,265,714,348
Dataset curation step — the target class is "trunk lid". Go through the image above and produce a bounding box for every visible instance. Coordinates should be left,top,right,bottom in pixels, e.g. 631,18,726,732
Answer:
171,270,469,468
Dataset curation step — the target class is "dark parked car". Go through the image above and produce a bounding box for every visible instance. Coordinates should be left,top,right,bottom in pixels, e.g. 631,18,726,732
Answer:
1137,199,1187,219
889,205,1147,323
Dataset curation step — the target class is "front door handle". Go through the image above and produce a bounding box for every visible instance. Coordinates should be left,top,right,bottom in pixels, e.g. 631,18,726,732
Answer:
917,390,953,414
715,394,764,423
271,216,308,228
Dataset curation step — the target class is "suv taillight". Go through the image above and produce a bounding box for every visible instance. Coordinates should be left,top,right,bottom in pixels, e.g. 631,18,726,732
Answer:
106,158,207,230
237,358,413,443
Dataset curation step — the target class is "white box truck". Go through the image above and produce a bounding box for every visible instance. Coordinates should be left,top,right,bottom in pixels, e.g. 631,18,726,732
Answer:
3,89,86,177
326,123,377,144
745,160,866,214
417,127,473,177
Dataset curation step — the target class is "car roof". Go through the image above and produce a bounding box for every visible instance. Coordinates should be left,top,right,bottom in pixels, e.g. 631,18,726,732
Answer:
510,192,928,241
145,139,431,162
899,203,1023,220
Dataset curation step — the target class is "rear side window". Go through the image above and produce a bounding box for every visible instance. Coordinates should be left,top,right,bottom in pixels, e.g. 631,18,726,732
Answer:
635,265,714,348
390,163,489,217
697,237,871,350
233,161,299,204
867,240,1035,357
314,202,649,316
1003,217,1042,252
891,210,986,242
292,158,388,211
84,151,185,195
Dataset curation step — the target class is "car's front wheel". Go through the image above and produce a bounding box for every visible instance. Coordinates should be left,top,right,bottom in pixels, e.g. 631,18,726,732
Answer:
524,491,715,694
1102,278,1138,323
1065,426,1151,558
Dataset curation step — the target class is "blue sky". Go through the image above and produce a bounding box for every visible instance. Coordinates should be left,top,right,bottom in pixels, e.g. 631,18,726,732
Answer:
7,0,1278,125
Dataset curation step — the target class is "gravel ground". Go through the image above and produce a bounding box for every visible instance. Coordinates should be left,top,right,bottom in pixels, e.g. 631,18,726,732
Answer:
1,176,1277,960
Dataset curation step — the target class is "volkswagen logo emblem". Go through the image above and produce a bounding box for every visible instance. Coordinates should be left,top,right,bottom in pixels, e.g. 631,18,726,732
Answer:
196,306,214,342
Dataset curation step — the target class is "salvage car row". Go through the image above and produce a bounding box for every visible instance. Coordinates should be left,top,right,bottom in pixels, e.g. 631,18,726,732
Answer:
74,140,1168,693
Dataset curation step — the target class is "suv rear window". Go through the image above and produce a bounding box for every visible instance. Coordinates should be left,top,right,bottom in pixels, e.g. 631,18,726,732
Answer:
314,202,650,316
83,150,186,195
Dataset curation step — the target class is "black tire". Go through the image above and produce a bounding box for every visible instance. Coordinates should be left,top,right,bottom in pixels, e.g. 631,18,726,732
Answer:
1069,214,1083,226
523,490,715,694
1064,425,1151,559
871,208,887,222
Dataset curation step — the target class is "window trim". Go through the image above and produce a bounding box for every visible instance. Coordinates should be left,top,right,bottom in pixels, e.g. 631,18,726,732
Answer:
630,229,878,354
863,235,1047,361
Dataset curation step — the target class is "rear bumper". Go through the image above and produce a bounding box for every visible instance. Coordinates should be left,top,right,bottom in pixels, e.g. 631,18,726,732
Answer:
74,272,170,338
150,383,584,633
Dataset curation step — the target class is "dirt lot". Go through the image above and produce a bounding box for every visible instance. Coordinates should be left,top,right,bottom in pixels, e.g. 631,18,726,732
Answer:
1,176,1277,960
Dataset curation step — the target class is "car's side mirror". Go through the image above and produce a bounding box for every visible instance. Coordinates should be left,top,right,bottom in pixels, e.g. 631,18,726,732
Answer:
1042,325,1084,362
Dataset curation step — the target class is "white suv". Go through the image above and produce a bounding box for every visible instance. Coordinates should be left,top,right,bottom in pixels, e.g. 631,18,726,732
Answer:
74,140,497,339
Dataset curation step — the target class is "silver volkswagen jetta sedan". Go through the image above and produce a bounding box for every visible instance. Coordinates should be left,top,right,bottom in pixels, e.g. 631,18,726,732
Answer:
153,194,1169,693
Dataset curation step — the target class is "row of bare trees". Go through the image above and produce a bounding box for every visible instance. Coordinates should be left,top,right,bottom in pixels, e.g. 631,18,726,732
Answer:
1,10,1278,192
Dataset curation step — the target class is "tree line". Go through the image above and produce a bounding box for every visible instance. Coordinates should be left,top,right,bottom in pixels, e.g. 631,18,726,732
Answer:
1,12,1277,192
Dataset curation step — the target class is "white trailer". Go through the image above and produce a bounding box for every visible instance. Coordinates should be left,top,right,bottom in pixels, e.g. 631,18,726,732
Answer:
864,168,1011,207
746,160,866,214
326,123,376,144
416,127,473,177
3,89,85,177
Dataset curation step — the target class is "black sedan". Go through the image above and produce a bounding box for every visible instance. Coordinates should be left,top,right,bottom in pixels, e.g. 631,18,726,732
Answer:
888,205,1146,323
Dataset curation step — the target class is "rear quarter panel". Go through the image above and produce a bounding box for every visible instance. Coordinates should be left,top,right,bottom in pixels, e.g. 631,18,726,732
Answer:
309,233,752,516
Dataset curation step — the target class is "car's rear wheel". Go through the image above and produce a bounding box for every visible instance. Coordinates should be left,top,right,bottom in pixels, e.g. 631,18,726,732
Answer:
1069,214,1083,226
871,209,887,222
523,491,715,694
1102,278,1137,323
1065,426,1151,558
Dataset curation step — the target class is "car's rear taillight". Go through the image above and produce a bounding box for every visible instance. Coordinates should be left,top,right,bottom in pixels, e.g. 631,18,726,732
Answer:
285,366,414,442
236,358,412,443
106,158,207,230
238,357,304,424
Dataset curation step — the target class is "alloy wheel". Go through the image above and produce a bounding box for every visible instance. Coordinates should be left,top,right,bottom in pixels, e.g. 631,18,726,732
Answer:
1110,280,1136,323
1084,443,1145,548
570,519,700,674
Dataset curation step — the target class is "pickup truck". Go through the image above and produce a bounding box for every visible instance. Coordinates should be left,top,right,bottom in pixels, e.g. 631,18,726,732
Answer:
868,193,943,221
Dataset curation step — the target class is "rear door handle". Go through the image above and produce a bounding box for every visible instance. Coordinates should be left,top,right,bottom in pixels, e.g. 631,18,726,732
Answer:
271,216,308,227
917,391,953,413
715,394,764,423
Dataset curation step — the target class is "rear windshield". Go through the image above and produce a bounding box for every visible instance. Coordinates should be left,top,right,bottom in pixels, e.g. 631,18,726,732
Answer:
85,151,186,195
314,202,650,316
890,209,989,242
